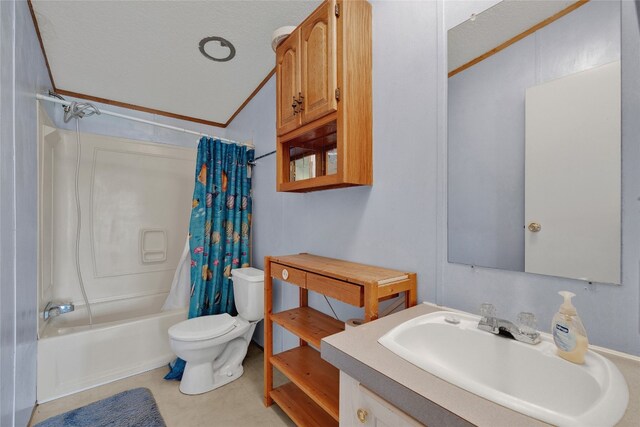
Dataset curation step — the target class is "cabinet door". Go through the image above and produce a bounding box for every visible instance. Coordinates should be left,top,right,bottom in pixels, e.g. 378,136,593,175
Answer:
340,372,423,427
276,31,302,136
300,0,337,125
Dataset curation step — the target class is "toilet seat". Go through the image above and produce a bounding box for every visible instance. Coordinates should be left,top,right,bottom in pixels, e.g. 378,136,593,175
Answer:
169,313,237,342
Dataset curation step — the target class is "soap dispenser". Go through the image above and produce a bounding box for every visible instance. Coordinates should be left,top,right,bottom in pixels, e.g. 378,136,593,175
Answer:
551,291,589,364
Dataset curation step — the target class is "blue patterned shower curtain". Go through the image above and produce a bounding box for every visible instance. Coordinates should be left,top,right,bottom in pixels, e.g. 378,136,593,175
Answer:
165,137,254,380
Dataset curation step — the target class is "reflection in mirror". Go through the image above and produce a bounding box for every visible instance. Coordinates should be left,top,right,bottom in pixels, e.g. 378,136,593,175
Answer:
447,0,621,284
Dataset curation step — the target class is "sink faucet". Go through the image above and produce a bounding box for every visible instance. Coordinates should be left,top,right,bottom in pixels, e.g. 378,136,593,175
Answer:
477,304,541,345
43,301,74,320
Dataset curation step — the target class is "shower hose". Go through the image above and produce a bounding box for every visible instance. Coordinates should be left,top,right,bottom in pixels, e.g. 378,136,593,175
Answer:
64,102,100,325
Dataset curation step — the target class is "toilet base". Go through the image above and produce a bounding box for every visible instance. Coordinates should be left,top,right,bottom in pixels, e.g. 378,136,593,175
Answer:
179,362,244,395
176,324,257,395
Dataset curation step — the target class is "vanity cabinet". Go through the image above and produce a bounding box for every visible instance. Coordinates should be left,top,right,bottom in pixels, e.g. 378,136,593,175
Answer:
340,372,423,427
264,253,417,426
275,0,372,192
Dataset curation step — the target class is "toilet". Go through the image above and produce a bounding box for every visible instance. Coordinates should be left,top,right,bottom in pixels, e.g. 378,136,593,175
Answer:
168,267,264,395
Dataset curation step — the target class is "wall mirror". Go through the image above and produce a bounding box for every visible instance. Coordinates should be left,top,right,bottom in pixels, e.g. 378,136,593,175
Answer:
447,0,621,284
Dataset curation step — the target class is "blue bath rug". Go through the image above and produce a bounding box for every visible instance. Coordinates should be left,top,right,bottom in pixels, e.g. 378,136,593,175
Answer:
34,388,166,427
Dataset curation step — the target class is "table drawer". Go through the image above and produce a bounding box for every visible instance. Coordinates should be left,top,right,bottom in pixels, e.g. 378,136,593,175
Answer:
307,273,363,307
271,263,307,288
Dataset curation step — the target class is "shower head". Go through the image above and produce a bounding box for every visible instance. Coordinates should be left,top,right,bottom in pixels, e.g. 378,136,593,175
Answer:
63,101,101,123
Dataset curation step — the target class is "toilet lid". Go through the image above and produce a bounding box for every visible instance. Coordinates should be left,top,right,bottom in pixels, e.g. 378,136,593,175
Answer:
169,313,237,341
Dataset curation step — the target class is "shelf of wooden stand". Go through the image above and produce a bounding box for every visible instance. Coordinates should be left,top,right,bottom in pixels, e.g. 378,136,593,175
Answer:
271,346,339,421
270,382,338,427
271,307,345,348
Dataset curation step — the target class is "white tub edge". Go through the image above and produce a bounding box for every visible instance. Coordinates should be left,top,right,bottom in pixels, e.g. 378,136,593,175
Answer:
37,307,187,403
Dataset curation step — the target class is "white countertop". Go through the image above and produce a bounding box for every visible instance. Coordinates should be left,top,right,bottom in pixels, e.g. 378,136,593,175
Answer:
321,303,640,427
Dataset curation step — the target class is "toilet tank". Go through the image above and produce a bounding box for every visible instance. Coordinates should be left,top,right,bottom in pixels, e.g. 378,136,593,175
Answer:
231,267,264,321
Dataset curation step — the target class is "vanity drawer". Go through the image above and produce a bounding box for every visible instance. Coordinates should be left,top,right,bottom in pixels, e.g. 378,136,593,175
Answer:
307,273,363,307
271,263,306,287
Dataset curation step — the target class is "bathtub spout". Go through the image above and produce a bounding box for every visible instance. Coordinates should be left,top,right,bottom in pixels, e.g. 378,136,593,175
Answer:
43,301,74,320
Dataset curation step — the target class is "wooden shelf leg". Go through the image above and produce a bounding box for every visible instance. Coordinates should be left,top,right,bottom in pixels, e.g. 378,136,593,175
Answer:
405,273,418,308
299,287,309,347
264,257,273,407
364,285,379,322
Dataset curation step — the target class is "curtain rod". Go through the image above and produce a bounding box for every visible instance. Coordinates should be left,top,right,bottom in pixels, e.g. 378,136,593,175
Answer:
36,93,254,148
249,150,276,165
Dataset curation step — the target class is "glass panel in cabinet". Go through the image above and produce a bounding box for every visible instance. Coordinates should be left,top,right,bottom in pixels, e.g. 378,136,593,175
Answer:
289,147,317,181
325,147,337,176
288,133,337,182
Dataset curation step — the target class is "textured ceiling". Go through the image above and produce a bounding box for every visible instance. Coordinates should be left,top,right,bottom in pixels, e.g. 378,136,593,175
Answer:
448,0,577,72
32,0,321,125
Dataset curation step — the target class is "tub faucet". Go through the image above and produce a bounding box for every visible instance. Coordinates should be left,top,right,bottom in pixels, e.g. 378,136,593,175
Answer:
477,304,541,345
43,301,74,320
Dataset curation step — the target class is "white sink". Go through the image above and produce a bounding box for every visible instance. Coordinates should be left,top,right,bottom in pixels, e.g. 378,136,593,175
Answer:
378,311,628,427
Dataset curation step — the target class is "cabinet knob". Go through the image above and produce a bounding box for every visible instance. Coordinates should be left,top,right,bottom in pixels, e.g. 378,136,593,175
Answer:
281,269,289,280
357,408,368,423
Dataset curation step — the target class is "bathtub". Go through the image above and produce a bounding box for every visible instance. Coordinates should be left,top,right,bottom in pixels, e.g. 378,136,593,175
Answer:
37,294,187,403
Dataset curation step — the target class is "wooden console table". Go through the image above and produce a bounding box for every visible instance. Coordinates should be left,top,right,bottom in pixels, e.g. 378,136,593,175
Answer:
263,253,417,426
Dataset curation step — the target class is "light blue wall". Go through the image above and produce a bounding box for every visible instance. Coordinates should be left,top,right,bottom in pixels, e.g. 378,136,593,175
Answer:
1,1,52,425
439,0,640,356
448,1,621,271
226,0,440,352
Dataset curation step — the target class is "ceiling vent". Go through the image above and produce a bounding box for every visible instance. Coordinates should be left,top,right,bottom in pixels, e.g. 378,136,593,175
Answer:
199,36,236,62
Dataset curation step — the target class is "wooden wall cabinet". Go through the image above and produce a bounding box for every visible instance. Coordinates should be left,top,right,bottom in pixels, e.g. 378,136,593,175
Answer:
275,0,372,192
263,254,417,426
276,31,302,136
299,0,337,125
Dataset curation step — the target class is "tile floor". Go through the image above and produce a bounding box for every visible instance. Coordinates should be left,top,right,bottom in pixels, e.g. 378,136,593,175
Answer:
30,344,294,427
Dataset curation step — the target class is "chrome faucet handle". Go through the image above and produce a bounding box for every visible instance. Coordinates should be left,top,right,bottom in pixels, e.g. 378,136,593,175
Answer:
477,306,541,345
517,312,538,335
479,303,496,320
43,301,74,320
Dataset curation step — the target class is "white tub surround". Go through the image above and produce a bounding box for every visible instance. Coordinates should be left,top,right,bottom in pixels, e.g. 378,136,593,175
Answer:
38,120,196,329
